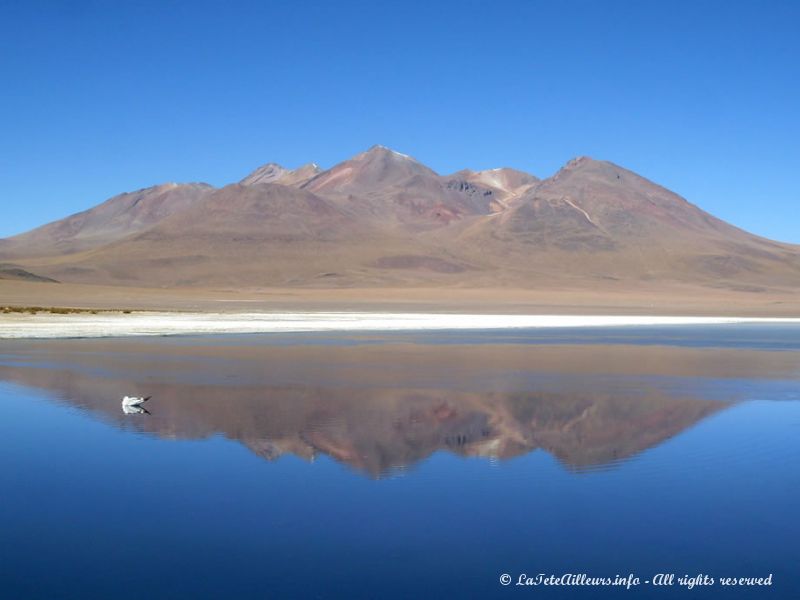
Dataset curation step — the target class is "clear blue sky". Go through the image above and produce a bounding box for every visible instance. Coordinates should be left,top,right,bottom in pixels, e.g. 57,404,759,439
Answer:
1,0,798,242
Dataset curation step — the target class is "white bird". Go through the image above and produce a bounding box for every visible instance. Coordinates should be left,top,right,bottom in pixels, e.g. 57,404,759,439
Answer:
121,395,151,414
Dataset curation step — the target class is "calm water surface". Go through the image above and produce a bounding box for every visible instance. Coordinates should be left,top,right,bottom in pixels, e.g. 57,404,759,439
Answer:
1,325,798,599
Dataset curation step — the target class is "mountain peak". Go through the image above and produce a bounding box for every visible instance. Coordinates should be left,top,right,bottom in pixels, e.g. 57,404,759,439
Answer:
566,155,594,166
360,145,416,161
447,167,538,201
548,156,625,184
240,163,289,186
240,162,322,187
351,145,434,175
558,156,603,173
304,145,438,195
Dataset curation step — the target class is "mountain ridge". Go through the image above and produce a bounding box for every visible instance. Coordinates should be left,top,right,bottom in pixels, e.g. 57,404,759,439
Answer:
2,146,799,291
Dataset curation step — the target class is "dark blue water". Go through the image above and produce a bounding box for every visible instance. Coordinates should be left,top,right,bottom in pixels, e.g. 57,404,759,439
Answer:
0,330,798,599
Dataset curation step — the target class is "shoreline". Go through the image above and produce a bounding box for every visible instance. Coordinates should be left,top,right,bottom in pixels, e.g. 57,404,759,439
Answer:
1,311,800,339
3,281,800,318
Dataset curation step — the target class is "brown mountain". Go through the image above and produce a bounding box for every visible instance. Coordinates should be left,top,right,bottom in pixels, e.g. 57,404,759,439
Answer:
302,145,498,225
48,182,369,286
457,157,800,289
0,182,214,258
1,146,799,292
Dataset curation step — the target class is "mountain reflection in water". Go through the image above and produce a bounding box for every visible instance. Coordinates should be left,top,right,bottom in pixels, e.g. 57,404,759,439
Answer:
2,331,799,600
2,372,725,475
6,334,793,477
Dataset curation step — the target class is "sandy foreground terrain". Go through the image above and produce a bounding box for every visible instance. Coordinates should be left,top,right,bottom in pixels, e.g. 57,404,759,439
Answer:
1,281,800,338
1,280,800,316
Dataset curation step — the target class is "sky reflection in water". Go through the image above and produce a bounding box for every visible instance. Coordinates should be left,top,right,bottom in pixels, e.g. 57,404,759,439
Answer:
0,328,798,599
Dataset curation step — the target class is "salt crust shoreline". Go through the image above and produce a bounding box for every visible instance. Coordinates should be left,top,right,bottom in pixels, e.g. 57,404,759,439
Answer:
1,312,799,339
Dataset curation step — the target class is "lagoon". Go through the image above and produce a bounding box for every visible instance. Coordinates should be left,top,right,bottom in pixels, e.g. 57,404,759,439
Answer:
1,326,798,598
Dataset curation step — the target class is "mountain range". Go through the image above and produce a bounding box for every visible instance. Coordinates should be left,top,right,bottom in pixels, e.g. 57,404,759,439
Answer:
2,145,799,293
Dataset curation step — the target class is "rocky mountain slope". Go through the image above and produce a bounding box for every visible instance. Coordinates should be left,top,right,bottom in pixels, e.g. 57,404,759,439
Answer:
2,146,798,291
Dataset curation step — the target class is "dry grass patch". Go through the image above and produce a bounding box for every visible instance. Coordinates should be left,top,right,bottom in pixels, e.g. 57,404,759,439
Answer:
0,306,136,315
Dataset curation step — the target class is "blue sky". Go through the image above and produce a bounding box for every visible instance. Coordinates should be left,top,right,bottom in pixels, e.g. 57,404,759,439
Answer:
1,0,798,242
